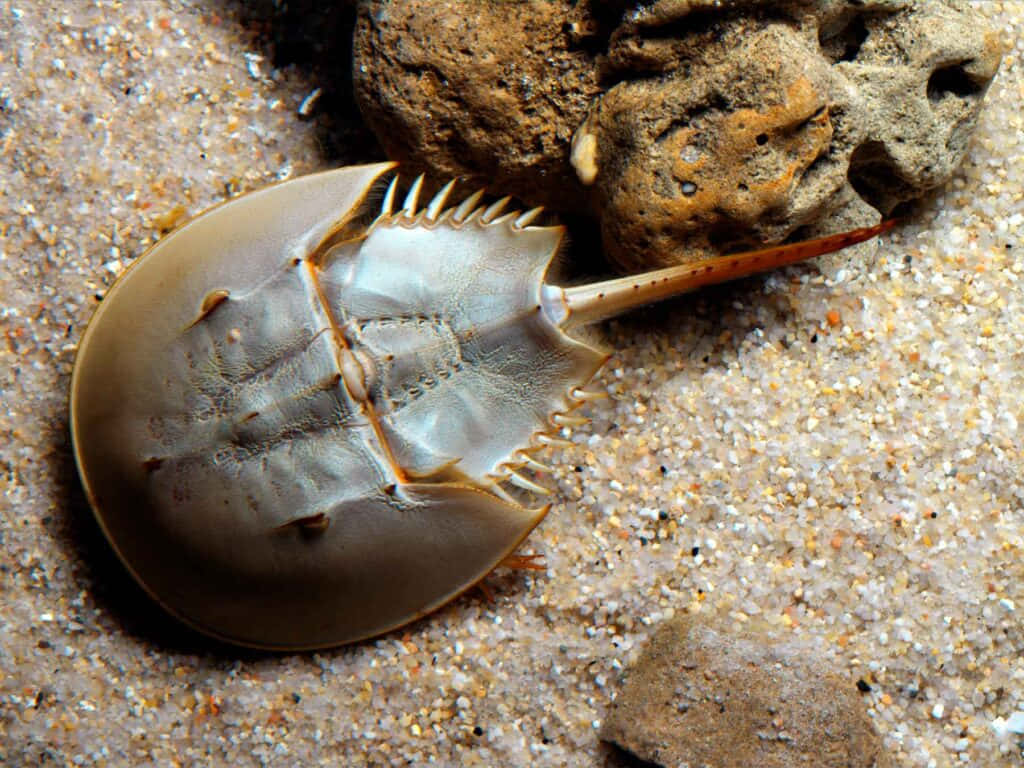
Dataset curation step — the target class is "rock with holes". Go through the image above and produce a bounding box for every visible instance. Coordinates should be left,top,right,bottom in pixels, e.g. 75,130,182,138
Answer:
354,0,1001,271
353,0,601,214
70,163,891,650
601,617,893,768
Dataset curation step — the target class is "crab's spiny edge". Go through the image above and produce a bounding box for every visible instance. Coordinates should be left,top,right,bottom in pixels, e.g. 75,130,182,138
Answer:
371,173,584,502
488,398,597,500
373,174,544,233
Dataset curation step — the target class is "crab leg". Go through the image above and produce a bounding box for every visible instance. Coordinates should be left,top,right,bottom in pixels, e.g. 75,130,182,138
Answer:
555,220,898,327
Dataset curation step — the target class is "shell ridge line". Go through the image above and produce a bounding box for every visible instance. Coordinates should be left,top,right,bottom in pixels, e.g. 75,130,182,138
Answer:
305,247,411,485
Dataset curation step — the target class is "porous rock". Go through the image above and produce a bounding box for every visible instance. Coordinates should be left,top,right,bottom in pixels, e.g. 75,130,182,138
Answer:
353,1,1000,271
600,617,892,768
353,0,601,213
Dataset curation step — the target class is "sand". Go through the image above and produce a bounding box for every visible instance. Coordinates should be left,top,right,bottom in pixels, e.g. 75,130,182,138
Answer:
1,1,1021,765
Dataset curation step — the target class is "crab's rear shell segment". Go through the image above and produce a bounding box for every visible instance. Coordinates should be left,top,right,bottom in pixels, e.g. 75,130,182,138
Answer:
71,164,599,649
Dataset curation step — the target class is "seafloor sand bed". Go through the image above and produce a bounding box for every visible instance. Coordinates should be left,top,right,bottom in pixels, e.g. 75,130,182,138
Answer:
1,2,1022,766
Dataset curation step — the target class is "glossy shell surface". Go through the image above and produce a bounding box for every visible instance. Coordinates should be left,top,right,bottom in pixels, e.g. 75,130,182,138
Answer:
71,163,603,649
72,162,893,649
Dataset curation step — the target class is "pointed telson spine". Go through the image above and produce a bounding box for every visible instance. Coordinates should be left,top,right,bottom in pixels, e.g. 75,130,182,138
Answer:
557,220,899,328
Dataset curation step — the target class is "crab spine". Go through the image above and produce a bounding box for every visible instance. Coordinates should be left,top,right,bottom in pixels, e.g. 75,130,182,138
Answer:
557,220,898,328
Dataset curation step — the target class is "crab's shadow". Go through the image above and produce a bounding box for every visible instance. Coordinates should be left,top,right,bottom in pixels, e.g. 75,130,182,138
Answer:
235,0,383,166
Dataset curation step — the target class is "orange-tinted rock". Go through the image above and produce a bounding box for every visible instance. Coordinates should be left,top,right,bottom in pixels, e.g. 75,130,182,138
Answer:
589,25,838,270
353,1,600,213
354,0,1001,270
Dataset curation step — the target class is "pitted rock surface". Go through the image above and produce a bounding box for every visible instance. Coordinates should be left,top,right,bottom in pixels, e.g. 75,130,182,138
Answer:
354,0,1001,270
601,617,893,768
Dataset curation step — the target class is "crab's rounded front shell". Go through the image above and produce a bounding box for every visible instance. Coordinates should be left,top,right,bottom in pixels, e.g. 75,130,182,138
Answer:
70,163,604,649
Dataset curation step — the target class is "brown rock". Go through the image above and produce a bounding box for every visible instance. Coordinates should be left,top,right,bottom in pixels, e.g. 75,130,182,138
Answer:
353,0,600,213
588,21,839,270
354,1,1001,271
601,618,892,768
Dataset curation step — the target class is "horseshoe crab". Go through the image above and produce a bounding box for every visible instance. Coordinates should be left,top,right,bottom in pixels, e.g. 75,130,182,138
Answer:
70,162,893,649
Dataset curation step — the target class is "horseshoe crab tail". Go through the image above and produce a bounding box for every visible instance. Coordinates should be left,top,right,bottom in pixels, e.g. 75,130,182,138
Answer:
555,219,899,328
